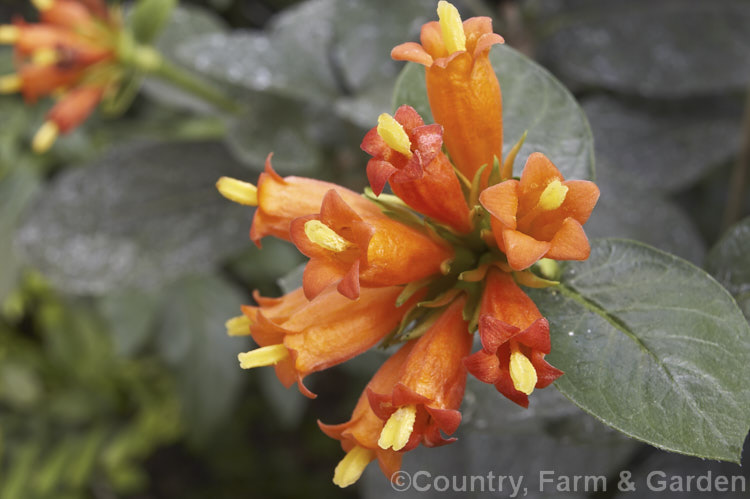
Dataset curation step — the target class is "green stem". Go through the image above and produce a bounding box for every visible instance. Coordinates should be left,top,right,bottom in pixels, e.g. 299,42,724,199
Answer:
129,45,237,113
151,59,237,113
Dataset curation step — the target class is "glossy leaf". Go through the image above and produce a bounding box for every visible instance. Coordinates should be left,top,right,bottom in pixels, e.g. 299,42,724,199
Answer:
536,0,750,97
583,95,742,193
529,239,750,462
16,142,252,295
393,44,595,181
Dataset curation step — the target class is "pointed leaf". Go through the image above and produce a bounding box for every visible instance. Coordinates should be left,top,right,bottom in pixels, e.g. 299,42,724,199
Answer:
529,239,750,462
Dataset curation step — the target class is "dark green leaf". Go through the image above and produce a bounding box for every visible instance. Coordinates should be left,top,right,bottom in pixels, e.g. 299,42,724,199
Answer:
393,44,595,181
585,176,706,264
16,142,252,295
583,95,742,193
530,239,750,462
176,0,339,102
331,0,434,92
97,288,160,357
334,82,394,128
225,96,322,172
157,275,248,441
537,0,750,97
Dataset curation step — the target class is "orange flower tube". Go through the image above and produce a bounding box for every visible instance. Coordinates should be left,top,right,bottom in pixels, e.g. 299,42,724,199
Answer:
290,189,453,300
391,1,504,185
361,105,472,233
463,269,562,407
318,341,416,488
479,152,600,270
368,297,472,452
247,155,382,245
236,286,420,398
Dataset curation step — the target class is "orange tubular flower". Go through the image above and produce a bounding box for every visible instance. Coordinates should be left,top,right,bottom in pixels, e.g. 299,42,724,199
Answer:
391,1,504,184
318,341,416,488
240,155,382,245
0,0,117,152
368,297,472,452
480,152,600,271
290,189,453,300
464,269,562,407
361,105,472,233
217,0,603,487
235,285,421,399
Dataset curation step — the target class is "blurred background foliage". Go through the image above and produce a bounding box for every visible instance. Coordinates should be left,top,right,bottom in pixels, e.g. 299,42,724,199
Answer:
0,0,749,497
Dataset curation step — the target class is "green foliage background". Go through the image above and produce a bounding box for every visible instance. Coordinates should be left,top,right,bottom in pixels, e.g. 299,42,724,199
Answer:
1,0,749,498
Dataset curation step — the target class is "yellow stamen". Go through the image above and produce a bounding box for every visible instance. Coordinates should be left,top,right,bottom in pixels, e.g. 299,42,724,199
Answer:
378,405,417,451
32,121,59,154
32,0,55,12
509,343,537,395
304,220,352,252
333,445,375,488
225,315,251,336
238,344,289,369
0,74,21,94
0,25,20,44
437,1,466,54
31,48,58,67
216,176,258,206
537,179,568,211
376,113,412,158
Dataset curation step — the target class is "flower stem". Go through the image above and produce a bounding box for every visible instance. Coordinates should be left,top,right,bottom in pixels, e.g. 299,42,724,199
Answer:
130,45,237,113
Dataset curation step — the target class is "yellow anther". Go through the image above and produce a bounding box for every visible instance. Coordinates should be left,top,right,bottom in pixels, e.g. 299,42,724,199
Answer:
238,344,289,370
31,48,58,67
304,220,352,253
333,445,375,488
0,74,21,94
216,176,258,206
376,113,412,158
537,179,568,211
378,405,417,451
32,0,55,12
225,315,252,336
0,25,20,44
437,1,466,54
32,121,59,154
509,343,537,395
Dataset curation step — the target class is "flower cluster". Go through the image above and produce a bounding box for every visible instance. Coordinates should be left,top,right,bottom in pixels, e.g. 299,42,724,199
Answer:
217,1,599,488
0,0,122,152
